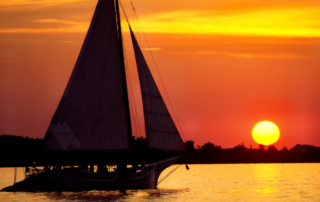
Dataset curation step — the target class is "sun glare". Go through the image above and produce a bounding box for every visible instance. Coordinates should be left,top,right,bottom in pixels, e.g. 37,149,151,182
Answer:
252,121,280,145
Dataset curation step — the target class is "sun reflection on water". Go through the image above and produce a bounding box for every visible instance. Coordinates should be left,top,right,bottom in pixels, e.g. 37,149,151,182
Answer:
252,164,281,195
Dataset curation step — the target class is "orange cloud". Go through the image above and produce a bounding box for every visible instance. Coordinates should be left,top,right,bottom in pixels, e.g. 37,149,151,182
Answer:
0,18,89,33
126,7,320,37
0,0,85,7
141,48,161,51
1,0,320,37
171,50,305,59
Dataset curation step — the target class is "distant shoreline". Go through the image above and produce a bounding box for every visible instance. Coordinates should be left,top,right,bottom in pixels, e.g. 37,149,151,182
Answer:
1,135,319,167
177,149,320,164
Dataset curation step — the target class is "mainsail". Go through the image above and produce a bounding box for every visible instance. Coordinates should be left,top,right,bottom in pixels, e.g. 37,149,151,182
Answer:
129,27,185,151
43,0,185,153
43,0,132,151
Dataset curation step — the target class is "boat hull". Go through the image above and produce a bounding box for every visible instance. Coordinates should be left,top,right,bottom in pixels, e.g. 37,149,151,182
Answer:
59,165,157,191
2,157,178,192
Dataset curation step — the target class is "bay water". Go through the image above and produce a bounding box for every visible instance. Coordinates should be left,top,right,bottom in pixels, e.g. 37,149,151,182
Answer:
0,163,319,201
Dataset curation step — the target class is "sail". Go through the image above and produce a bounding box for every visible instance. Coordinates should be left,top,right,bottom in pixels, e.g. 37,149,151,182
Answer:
129,27,185,151
43,0,131,151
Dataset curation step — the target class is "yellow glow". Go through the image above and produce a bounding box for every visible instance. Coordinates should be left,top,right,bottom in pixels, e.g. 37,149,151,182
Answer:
252,121,280,145
0,22,90,33
2,2,320,37
0,0,84,6
125,7,320,37
141,48,161,51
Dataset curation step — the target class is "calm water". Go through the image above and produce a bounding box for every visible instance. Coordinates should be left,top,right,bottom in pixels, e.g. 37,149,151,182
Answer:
0,164,319,202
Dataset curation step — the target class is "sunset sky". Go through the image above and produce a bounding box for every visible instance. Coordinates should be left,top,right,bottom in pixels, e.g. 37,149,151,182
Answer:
1,0,320,149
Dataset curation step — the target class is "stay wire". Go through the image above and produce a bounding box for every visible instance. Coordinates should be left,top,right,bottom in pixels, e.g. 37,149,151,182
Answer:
124,45,142,138
120,0,142,138
157,165,181,185
131,1,141,44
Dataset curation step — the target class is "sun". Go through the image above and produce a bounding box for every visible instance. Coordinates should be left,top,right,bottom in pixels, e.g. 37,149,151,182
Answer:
252,121,280,145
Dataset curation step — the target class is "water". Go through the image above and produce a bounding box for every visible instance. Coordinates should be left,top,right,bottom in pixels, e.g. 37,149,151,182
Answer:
0,164,319,201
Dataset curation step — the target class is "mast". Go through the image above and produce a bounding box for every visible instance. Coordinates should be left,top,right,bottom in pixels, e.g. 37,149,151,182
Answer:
115,0,133,147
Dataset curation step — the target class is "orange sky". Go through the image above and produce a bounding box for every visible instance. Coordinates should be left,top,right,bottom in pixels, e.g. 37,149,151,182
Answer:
1,0,320,149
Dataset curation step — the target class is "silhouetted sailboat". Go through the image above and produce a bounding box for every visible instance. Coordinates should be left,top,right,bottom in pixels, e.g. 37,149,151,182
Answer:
2,0,185,191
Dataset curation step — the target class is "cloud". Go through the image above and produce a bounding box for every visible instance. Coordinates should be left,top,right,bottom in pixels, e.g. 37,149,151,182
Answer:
124,6,320,37
173,51,304,59
35,19,76,24
1,0,320,37
0,0,95,33
0,0,86,7
141,48,161,51
0,27,88,34
0,18,89,33
231,53,304,59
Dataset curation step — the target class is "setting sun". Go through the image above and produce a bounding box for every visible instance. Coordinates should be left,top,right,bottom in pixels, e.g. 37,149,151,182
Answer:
252,121,280,145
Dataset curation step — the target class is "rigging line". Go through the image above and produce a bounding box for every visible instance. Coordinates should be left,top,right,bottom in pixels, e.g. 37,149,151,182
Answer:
22,167,25,178
119,9,142,138
157,165,181,185
14,167,18,185
119,0,129,23
119,0,142,137
116,0,135,146
132,14,187,142
121,29,137,137
130,0,135,11
120,0,140,43
123,37,142,138
132,4,141,44
136,15,141,44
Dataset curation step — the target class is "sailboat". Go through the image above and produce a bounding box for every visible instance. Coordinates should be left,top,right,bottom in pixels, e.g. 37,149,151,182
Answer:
2,0,185,191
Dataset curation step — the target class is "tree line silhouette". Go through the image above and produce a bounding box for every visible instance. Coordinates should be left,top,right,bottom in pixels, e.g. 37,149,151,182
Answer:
181,140,320,164
184,140,320,152
0,135,319,166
